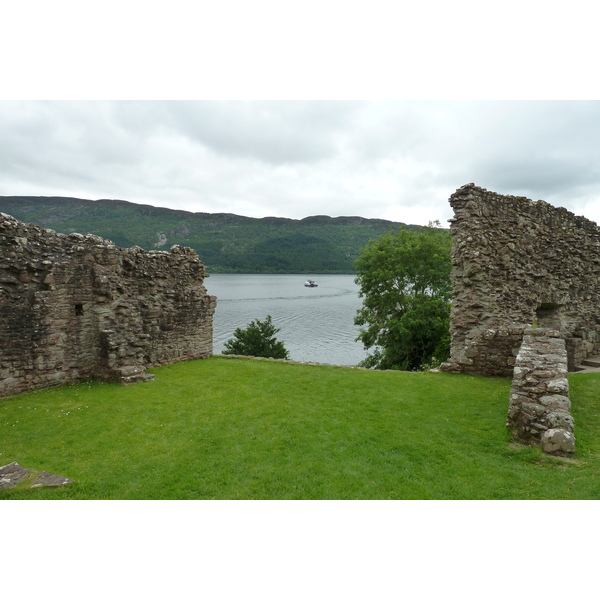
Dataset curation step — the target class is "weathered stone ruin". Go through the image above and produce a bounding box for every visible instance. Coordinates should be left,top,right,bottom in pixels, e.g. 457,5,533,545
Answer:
439,183,600,454
441,183,600,377
507,328,575,455
0,212,216,399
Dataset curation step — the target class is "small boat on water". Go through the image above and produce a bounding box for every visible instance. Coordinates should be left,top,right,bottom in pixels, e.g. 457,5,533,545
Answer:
304,279,318,287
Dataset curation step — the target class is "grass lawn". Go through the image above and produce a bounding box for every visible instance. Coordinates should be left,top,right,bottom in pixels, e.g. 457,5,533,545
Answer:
2,356,600,499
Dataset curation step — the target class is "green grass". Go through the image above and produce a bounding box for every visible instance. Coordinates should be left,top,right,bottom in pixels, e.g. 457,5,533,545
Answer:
2,357,600,499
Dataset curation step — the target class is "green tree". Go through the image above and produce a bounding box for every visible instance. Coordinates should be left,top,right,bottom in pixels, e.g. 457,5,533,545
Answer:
354,223,452,370
222,315,290,359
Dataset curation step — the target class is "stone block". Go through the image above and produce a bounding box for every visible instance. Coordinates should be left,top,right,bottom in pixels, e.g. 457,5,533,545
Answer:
520,402,547,419
539,395,571,410
547,379,569,394
546,411,575,431
541,429,576,455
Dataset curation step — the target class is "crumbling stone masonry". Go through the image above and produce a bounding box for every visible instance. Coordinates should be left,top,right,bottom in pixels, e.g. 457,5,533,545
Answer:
441,183,600,377
0,212,216,399
507,328,575,455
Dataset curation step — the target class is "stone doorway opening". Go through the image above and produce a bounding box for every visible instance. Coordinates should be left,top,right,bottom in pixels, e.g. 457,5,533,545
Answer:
535,303,562,330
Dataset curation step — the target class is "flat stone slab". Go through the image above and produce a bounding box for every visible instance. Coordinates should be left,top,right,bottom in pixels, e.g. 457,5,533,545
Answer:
0,462,74,490
577,355,600,371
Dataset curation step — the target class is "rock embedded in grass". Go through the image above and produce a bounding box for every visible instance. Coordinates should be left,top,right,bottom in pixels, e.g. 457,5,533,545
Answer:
0,462,74,490
541,429,576,456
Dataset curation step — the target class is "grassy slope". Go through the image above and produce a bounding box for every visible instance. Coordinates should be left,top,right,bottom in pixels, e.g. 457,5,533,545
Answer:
2,357,599,500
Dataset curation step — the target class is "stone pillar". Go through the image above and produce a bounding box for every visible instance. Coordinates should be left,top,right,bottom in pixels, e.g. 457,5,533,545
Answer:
507,327,575,455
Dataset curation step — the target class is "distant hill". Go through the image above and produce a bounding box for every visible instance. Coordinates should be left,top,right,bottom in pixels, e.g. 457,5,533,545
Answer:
0,196,418,273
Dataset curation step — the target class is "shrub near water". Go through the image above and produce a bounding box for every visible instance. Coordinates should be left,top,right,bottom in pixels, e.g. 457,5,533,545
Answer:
222,315,290,359
2,357,600,499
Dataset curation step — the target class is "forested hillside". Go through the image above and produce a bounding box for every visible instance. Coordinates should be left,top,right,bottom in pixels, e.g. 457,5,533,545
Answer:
0,196,416,273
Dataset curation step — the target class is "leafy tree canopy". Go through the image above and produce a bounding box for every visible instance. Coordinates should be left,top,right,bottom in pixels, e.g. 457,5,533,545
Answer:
354,222,452,370
222,315,290,360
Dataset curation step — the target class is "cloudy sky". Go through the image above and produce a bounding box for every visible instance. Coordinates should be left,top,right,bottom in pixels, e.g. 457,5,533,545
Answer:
2,100,600,226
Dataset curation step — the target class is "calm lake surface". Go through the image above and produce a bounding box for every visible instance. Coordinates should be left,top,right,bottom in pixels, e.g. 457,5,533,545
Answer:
205,274,369,366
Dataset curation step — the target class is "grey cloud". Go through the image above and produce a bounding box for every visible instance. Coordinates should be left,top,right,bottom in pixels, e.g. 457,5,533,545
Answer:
381,102,600,208
345,101,452,161
471,156,599,199
0,102,141,183
459,102,600,200
164,100,362,164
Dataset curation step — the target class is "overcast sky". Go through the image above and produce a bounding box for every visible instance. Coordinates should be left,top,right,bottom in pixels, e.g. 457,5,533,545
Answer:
2,100,600,226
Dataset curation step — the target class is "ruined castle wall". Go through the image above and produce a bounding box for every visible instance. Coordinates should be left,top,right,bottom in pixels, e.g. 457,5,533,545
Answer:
441,184,600,377
0,212,216,398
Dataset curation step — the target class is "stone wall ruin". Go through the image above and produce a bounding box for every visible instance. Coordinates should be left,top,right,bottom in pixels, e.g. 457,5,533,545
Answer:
507,328,575,455
0,212,216,399
441,183,600,378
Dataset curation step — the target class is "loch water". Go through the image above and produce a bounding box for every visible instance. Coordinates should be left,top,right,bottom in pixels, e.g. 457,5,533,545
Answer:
205,274,369,366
